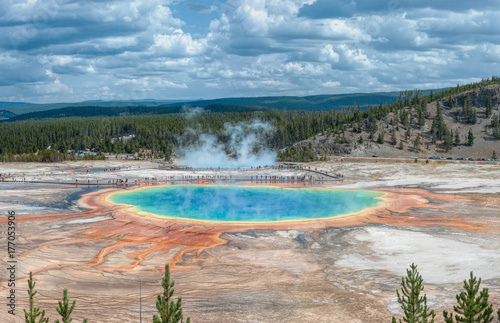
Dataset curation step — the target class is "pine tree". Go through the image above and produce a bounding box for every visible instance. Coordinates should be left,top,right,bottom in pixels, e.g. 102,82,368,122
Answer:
414,134,421,152
454,129,460,146
406,128,411,141
403,111,409,129
471,107,477,124
418,108,426,128
378,131,385,144
468,129,474,146
153,264,190,323
443,272,494,323
486,96,492,118
24,272,49,323
444,129,453,152
492,151,497,160
393,263,435,323
492,115,500,139
54,289,88,323
431,106,447,141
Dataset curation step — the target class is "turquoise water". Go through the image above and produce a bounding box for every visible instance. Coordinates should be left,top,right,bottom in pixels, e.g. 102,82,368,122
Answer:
109,185,383,222
76,168,114,173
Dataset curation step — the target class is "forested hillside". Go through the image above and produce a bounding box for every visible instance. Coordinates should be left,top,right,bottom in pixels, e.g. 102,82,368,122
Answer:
0,110,16,120
162,88,444,111
1,77,499,162
163,92,401,111
0,110,349,162
285,77,500,160
5,104,270,122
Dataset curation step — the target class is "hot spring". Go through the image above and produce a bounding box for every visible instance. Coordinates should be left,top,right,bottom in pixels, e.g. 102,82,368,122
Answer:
109,185,383,222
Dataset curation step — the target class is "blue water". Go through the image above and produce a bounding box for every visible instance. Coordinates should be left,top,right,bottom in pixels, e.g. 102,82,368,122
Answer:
109,185,383,222
76,168,114,173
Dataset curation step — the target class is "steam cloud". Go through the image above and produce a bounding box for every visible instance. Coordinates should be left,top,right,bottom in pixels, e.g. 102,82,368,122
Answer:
180,105,208,118
179,120,277,168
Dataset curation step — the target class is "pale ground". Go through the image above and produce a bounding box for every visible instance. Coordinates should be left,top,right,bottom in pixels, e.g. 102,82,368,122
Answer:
1,159,500,322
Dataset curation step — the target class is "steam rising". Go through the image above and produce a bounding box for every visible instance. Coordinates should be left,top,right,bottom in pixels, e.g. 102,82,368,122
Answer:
180,106,208,118
179,120,277,168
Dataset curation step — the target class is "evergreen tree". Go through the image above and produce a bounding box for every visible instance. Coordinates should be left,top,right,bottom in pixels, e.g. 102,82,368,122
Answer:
378,131,385,144
153,264,190,323
468,129,474,146
443,272,494,323
418,107,426,128
393,263,435,323
454,129,460,146
402,111,409,129
492,151,497,159
461,95,477,124
492,115,500,140
392,129,397,146
444,129,453,152
24,272,49,323
406,128,411,141
431,105,447,141
486,96,492,118
414,134,421,152
471,107,477,124
54,289,88,323
422,102,428,119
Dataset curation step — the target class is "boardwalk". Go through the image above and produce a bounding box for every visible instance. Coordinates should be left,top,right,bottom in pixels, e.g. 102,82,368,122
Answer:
0,164,343,187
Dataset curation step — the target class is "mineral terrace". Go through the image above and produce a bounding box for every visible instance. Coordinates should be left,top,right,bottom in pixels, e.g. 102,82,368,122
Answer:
1,159,500,322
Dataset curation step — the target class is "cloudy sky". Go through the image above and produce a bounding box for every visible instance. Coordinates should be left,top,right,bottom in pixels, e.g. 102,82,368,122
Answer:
0,0,499,103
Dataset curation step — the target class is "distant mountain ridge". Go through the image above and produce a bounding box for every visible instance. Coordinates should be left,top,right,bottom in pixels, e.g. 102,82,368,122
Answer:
1,99,191,115
163,90,445,111
0,102,35,108
2,89,448,116
4,104,271,122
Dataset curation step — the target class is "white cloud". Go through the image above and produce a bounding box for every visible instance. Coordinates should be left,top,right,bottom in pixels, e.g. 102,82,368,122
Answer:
152,29,206,57
323,81,340,87
162,58,193,68
338,44,372,68
319,44,340,63
283,61,326,75
34,78,73,95
0,0,498,103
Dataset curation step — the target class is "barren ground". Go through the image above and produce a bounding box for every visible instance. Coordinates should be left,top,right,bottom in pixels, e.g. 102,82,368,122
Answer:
1,159,500,322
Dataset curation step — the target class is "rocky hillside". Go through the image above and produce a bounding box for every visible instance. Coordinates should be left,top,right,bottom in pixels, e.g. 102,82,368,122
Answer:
291,82,500,159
